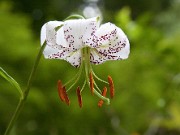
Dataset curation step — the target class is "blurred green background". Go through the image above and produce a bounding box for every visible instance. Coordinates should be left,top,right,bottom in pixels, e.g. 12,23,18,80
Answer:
0,0,180,135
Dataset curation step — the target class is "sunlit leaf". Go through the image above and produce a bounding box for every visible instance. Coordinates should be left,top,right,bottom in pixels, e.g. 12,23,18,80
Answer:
0,67,23,97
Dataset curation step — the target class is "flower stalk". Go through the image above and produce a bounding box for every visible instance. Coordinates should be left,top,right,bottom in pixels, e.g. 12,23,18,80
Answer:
4,42,46,135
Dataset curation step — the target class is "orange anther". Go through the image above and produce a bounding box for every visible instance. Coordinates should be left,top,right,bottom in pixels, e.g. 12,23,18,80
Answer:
98,100,103,107
108,75,114,99
57,80,65,102
76,86,83,108
62,86,70,106
98,87,107,107
89,72,94,95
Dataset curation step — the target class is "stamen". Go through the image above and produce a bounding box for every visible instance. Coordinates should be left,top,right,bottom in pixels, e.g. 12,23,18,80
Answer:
65,64,83,92
57,80,65,102
98,87,107,107
91,70,108,84
108,75,114,99
89,72,94,95
94,81,102,93
76,86,83,108
62,86,70,105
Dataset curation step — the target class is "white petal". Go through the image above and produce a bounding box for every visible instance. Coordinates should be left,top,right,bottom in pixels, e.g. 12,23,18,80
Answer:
90,24,130,64
41,21,70,59
43,45,81,67
41,21,64,46
41,20,84,67
82,17,100,47
84,22,117,48
112,28,130,59
90,48,107,65
56,25,69,49
64,50,81,67
43,45,62,59
46,21,63,45
63,17,99,50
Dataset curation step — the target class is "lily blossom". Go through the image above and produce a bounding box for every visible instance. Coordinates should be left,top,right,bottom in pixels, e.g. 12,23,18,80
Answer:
41,16,130,107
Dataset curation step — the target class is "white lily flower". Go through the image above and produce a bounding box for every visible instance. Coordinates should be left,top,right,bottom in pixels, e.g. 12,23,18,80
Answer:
41,17,129,67
40,16,130,107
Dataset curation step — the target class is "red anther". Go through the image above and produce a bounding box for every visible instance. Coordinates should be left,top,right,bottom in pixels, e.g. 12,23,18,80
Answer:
102,87,107,96
57,80,65,102
62,86,70,106
89,72,94,95
98,87,107,107
108,75,114,99
76,86,83,108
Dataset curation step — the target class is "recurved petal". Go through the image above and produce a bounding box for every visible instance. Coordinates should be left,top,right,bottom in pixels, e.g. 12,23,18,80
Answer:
40,21,64,46
41,21,82,67
90,24,130,65
56,25,69,49
63,17,99,50
41,21,69,60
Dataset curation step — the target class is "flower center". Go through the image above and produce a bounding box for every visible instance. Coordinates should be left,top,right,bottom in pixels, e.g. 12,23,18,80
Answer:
57,47,114,108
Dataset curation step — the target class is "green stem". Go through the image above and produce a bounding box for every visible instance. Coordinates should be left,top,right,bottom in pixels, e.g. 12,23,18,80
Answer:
4,42,46,135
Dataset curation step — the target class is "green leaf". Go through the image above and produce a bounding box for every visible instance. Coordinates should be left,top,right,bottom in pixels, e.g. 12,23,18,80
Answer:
0,67,23,98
